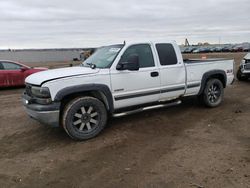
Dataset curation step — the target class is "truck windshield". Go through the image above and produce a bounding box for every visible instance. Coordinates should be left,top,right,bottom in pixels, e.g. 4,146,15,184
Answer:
82,44,124,68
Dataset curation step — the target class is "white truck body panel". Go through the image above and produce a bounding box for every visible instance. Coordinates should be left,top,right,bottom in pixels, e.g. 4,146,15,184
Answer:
244,53,250,60
26,66,100,86
185,60,235,95
43,69,111,100
157,42,187,100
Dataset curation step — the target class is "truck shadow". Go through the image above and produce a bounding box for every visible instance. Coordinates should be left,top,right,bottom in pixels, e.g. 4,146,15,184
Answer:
106,96,205,135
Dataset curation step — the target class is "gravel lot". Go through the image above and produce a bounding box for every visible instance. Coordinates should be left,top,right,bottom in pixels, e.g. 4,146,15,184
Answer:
0,53,249,188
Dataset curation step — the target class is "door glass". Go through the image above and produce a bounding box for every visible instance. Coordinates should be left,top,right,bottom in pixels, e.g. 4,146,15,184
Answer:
2,62,22,70
0,63,4,70
156,43,178,66
120,44,155,68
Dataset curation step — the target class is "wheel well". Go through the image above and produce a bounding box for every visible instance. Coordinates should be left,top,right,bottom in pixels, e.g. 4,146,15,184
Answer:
207,74,226,88
199,72,226,95
60,90,110,115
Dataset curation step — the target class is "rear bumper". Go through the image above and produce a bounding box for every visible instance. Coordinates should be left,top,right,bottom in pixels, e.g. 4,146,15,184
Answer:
22,95,60,127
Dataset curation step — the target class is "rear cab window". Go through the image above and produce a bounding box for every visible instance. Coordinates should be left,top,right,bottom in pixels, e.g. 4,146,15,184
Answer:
156,43,178,66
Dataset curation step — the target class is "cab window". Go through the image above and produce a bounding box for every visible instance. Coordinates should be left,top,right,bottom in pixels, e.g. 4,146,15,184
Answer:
120,44,155,68
156,43,178,66
0,63,4,70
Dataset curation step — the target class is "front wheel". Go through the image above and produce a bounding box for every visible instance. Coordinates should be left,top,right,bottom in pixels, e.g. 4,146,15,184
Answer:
62,96,107,141
237,68,248,81
201,79,224,108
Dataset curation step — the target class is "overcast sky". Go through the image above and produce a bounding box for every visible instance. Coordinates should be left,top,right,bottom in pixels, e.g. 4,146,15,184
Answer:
0,0,250,49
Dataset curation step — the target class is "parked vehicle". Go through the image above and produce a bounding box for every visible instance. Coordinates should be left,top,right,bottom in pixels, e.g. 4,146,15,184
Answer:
192,48,200,53
237,53,250,81
214,47,223,53
0,60,47,87
183,47,194,53
243,47,250,52
221,46,232,52
199,47,211,53
22,41,235,140
232,46,244,52
209,47,216,53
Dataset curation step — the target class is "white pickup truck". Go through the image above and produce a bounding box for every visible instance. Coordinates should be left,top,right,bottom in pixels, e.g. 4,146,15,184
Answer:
22,41,235,140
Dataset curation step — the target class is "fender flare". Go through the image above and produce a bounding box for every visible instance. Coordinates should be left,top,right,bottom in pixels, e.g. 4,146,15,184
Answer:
54,84,114,112
198,70,227,95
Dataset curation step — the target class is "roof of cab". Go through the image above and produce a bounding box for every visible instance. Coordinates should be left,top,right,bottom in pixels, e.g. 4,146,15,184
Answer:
124,40,177,46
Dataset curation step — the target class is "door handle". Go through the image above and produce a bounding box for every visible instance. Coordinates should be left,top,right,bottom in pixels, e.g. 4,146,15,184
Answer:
151,71,159,77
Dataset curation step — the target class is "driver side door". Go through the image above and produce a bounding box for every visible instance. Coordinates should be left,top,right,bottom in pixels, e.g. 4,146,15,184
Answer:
110,44,161,110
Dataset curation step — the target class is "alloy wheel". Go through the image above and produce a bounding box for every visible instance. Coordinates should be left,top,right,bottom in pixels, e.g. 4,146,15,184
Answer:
207,84,221,103
73,106,99,132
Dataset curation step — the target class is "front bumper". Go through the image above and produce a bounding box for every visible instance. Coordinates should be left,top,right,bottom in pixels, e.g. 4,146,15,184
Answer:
241,64,250,74
22,95,60,127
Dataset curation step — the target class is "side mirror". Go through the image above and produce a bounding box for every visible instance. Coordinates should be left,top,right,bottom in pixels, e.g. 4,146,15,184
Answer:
20,67,29,72
117,55,139,71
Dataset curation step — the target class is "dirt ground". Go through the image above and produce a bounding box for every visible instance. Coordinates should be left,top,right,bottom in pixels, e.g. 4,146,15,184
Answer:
0,53,249,188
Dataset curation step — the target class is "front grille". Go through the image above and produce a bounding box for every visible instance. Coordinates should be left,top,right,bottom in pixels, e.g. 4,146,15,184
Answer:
25,84,32,96
245,64,250,70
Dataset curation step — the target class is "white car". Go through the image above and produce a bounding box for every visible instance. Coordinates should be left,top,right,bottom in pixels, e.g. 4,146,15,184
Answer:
22,41,235,140
237,53,250,81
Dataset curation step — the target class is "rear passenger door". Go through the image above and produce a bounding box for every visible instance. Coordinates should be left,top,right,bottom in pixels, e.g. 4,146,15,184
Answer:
155,43,186,100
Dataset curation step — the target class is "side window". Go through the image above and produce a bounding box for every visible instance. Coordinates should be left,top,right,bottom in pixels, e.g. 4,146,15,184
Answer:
120,44,155,68
0,63,4,70
156,43,178,66
2,62,22,70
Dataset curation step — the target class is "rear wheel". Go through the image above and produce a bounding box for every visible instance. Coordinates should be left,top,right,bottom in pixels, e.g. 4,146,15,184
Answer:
201,79,224,108
62,96,107,141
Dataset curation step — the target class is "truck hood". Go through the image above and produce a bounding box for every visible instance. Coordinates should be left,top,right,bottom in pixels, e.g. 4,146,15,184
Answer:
25,66,100,86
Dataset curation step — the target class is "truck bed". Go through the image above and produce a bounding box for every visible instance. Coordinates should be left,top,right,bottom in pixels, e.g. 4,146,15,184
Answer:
183,58,235,96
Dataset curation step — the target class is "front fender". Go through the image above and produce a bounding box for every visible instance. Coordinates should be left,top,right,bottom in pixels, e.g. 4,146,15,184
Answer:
54,84,114,112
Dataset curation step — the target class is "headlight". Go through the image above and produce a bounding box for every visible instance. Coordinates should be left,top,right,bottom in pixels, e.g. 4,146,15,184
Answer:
31,87,51,98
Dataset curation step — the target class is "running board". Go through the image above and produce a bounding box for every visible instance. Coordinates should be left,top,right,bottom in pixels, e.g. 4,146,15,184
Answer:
113,100,182,118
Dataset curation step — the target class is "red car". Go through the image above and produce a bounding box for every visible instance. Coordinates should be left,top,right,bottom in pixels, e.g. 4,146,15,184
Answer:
0,60,47,87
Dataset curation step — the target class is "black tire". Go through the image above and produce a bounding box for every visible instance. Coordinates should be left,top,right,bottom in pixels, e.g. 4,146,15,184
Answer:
62,96,107,141
237,68,248,81
201,78,224,108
